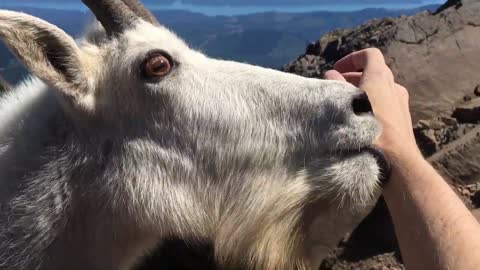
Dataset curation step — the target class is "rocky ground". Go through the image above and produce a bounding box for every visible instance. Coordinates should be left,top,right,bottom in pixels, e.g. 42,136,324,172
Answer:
284,0,480,269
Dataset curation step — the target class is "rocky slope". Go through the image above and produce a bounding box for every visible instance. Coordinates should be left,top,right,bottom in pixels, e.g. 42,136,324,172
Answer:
284,0,480,123
284,0,480,269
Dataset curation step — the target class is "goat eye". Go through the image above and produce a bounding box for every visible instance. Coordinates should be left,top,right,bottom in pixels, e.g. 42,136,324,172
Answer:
143,53,172,79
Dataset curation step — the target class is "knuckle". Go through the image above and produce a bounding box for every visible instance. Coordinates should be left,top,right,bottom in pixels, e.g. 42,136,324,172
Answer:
382,68,394,79
397,85,409,98
367,68,392,82
365,48,384,59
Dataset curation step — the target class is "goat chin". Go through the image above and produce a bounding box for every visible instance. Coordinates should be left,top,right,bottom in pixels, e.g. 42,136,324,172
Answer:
308,151,382,209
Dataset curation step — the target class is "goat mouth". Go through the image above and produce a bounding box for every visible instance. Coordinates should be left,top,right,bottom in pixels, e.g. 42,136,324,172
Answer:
365,147,392,184
338,146,392,185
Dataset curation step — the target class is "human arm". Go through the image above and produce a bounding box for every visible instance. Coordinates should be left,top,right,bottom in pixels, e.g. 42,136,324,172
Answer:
325,48,480,270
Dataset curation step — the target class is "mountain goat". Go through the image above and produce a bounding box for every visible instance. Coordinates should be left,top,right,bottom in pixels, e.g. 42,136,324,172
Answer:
0,0,390,269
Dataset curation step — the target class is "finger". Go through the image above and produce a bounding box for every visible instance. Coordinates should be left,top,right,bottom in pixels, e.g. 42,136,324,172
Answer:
334,48,386,74
324,70,346,82
342,72,362,86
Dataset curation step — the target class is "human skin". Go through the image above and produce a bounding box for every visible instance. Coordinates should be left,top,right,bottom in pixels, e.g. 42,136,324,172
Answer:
325,48,480,270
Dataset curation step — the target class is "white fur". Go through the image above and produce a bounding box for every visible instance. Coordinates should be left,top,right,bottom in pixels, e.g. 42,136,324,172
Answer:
0,77,47,132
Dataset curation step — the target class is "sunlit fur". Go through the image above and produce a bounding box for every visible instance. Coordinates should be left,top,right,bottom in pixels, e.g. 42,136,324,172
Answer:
0,10,382,270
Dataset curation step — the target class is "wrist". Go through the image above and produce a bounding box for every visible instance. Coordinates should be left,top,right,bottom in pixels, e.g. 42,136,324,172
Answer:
389,148,424,168
382,145,427,188
381,141,424,168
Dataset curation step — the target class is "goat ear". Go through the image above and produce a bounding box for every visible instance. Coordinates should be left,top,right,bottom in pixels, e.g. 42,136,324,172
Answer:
0,11,89,100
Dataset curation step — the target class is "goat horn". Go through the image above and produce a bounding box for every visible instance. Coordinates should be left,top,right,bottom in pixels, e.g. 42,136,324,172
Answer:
121,0,160,26
82,0,139,36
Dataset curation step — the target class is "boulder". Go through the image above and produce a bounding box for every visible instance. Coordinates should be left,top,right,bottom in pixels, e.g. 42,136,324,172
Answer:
441,116,458,127
414,128,440,156
414,115,476,157
418,119,445,130
452,98,480,124
474,85,480,97
429,127,480,185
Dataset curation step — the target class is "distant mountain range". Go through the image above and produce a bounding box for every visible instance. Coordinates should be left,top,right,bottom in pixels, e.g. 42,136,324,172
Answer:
10,0,426,6
0,5,439,83
169,0,424,6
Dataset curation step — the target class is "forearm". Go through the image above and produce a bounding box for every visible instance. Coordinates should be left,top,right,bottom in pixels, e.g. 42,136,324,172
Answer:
384,153,480,270
327,49,480,269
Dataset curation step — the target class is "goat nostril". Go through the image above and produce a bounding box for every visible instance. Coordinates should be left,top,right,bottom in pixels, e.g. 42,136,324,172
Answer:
352,93,373,116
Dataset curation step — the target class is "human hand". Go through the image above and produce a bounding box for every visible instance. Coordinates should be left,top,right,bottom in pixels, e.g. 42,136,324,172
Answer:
325,48,422,164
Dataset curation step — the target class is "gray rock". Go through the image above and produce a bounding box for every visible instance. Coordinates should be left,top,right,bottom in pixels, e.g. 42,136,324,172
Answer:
452,98,480,124
474,85,480,97
441,116,458,126
430,126,480,185
420,119,446,130
415,128,440,156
